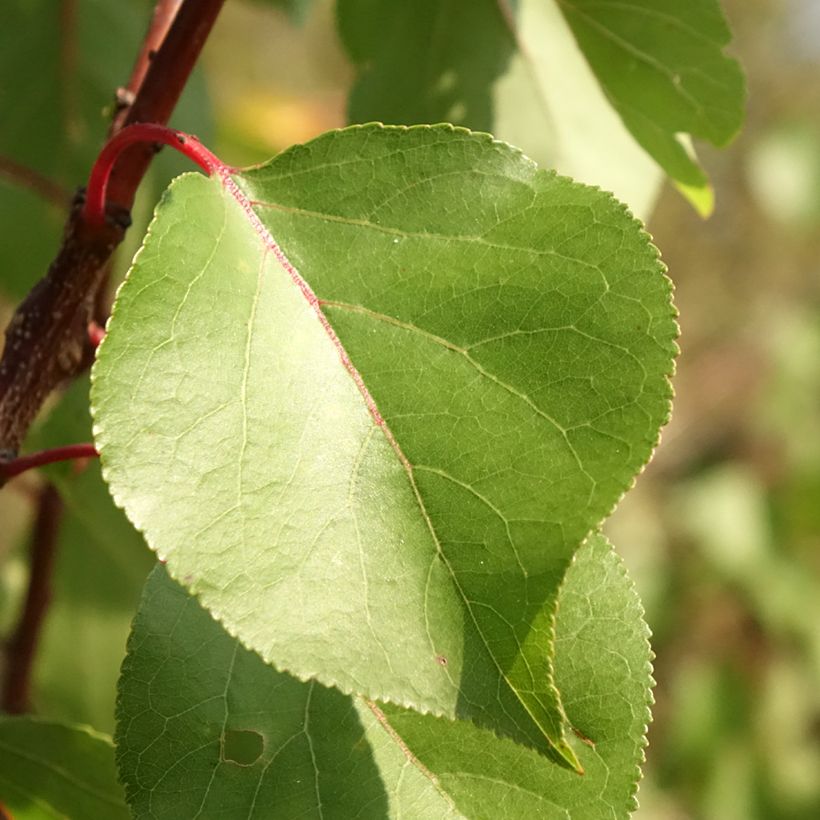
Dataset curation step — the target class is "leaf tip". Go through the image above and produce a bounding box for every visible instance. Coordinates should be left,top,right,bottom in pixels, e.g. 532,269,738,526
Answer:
675,179,715,218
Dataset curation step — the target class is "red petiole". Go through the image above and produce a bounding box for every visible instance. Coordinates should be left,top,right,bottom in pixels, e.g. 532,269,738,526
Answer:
1,444,99,483
88,321,106,348
13,125,232,483
20,125,230,485
83,123,228,227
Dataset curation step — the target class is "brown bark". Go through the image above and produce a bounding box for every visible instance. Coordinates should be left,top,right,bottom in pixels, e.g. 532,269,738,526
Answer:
0,0,225,459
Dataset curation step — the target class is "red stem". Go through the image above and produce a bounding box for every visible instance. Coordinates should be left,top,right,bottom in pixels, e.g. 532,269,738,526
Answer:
105,0,226,211
84,124,223,226
87,321,106,348
1,484,63,714
0,444,98,483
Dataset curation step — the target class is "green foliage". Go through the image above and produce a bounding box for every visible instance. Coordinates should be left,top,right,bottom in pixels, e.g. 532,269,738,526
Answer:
0,717,127,818
337,0,658,217
0,2,767,817
117,533,650,818
91,125,675,781
338,0,744,215
556,0,745,212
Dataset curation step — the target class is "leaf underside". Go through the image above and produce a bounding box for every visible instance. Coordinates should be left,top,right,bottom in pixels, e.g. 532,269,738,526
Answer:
117,533,652,819
91,124,676,767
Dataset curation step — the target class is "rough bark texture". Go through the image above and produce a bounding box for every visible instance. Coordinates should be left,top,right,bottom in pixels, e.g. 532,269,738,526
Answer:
0,195,126,457
0,0,224,458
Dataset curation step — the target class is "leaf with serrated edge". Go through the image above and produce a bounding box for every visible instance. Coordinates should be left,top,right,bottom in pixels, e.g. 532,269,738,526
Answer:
92,124,675,765
338,0,744,214
117,533,650,818
338,0,663,219
0,717,128,819
556,0,745,211
116,563,462,819
375,533,654,818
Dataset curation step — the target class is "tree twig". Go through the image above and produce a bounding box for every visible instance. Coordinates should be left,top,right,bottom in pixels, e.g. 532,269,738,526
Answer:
107,0,225,211
0,0,225,457
0,444,98,485
84,125,220,226
0,156,71,209
111,0,183,134
1,484,63,714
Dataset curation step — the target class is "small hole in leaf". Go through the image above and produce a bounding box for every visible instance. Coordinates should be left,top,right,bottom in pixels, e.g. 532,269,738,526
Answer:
222,729,264,765
436,655,448,666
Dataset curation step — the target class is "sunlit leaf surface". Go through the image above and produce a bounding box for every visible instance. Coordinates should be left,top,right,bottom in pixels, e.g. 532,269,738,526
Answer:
92,124,675,766
117,534,651,818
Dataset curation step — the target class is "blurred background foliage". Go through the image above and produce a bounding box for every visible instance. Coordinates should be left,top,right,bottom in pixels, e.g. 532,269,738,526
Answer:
0,1,818,817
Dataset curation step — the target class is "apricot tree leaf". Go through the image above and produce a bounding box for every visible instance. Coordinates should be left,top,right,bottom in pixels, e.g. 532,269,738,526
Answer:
338,0,745,215
556,0,746,213
116,534,651,818
0,718,127,819
92,124,676,766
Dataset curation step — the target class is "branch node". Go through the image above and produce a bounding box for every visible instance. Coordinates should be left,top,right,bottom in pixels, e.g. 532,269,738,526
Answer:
83,123,223,227
114,86,136,112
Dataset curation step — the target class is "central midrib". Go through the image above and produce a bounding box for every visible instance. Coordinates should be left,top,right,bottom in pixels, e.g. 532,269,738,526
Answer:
216,167,570,761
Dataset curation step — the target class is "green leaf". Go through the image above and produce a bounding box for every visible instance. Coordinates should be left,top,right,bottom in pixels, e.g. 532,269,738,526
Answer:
117,533,651,817
377,533,653,817
92,124,675,765
337,0,662,217
0,717,128,820
116,563,459,819
337,0,744,214
555,0,745,211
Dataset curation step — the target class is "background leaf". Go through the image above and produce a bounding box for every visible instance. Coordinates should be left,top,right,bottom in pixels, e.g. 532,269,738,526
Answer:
92,124,676,765
556,0,746,213
0,717,127,819
337,0,745,215
117,533,651,818
337,0,662,217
